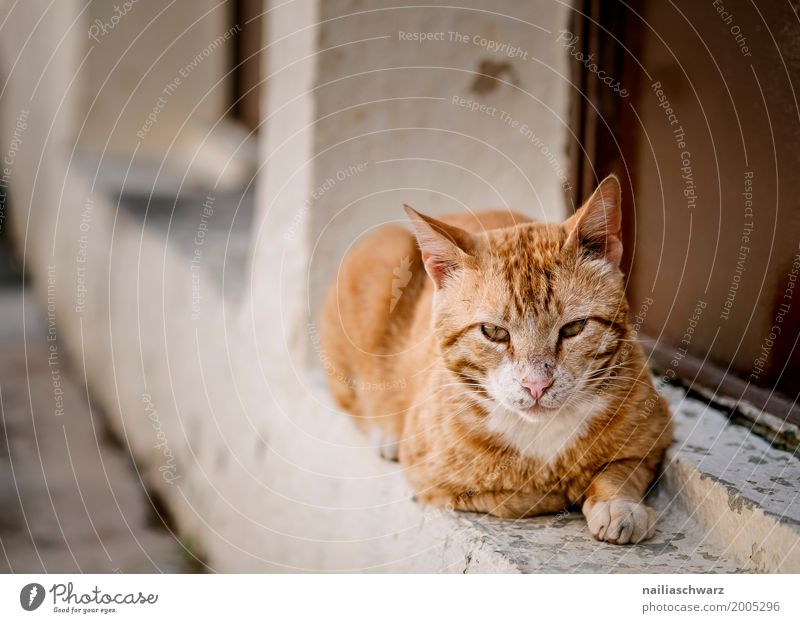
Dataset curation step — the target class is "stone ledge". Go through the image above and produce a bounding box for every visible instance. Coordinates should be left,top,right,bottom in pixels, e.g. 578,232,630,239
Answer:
299,370,776,573
117,189,254,302
662,384,800,572
68,191,798,572
23,165,798,572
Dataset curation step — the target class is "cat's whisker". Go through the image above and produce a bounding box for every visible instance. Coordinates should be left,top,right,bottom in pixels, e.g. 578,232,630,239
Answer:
432,382,485,393
586,375,658,392
582,363,635,380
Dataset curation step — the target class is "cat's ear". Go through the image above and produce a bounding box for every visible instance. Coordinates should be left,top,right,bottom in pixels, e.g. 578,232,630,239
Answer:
403,205,475,288
566,174,623,266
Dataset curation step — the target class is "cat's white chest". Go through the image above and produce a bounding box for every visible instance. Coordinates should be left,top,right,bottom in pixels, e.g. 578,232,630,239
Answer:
484,403,596,465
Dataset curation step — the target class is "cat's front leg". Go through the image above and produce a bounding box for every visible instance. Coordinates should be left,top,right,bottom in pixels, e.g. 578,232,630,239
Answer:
582,458,658,544
424,488,568,519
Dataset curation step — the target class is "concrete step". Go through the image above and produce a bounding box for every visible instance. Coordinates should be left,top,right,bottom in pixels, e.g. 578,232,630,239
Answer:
121,205,800,572
661,383,800,572
293,371,799,572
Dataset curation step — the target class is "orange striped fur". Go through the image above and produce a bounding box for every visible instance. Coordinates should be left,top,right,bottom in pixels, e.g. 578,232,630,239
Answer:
321,176,672,544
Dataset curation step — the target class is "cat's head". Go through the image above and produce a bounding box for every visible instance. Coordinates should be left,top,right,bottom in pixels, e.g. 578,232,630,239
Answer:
405,175,628,421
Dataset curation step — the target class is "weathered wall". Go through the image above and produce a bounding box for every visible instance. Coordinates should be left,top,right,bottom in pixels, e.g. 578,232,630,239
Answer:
75,0,251,194
304,0,574,329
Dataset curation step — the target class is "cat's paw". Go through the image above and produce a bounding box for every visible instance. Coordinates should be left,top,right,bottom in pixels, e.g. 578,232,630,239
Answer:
369,428,400,461
583,498,656,544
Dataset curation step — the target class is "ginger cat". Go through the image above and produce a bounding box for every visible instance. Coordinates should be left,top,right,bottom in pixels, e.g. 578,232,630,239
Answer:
321,175,672,544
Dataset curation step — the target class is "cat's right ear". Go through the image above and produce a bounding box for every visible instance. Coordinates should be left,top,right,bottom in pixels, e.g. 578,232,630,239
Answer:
565,174,623,266
403,205,475,288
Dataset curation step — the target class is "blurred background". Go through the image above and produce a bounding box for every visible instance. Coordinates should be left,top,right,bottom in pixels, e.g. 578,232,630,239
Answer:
0,0,798,573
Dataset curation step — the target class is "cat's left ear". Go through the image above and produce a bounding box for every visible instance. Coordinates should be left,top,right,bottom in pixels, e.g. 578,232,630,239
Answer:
565,174,623,266
403,205,476,288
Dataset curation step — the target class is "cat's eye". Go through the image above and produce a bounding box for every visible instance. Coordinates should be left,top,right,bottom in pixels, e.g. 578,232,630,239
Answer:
480,323,510,343
560,319,587,339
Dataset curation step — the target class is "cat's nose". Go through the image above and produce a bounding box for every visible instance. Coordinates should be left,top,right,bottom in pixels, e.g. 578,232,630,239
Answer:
520,376,554,400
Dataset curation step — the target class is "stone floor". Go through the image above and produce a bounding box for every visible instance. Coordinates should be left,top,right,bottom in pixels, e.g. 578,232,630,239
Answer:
0,288,191,572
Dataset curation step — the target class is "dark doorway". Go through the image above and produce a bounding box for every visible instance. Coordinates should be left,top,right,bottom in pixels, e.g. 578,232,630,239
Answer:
231,0,263,131
570,0,800,430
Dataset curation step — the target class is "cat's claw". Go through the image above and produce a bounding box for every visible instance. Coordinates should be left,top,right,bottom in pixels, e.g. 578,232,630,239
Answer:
369,428,400,461
583,498,656,544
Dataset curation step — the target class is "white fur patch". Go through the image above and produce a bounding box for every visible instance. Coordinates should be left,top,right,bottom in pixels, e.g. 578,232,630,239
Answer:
584,498,656,544
483,400,601,465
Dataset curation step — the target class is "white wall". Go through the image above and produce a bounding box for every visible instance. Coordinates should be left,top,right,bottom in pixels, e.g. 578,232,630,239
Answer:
310,0,574,330
1,0,577,572
248,0,573,364
80,0,232,155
